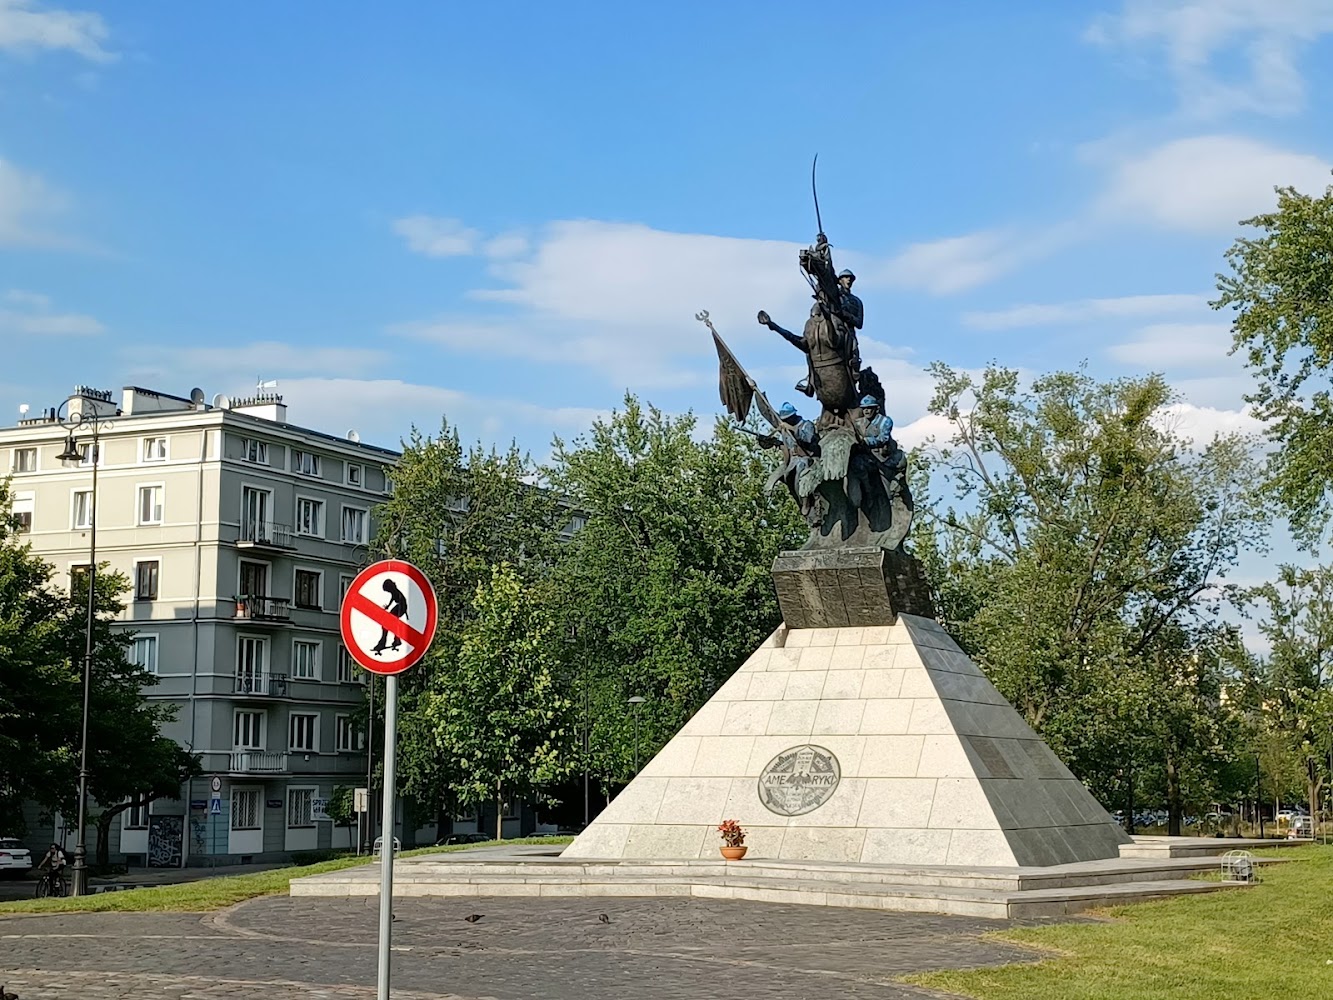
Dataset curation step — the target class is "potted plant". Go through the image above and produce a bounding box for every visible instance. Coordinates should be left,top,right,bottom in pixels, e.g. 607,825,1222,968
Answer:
718,818,747,860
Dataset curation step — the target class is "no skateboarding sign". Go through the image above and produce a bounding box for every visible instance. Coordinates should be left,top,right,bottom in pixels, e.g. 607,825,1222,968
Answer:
339,558,438,1000
339,559,438,675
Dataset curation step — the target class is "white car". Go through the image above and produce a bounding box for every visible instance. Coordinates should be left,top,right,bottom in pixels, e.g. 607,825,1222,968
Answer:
0,838,33,875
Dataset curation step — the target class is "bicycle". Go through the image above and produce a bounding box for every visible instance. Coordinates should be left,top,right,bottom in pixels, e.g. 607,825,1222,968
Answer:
34,869,67,898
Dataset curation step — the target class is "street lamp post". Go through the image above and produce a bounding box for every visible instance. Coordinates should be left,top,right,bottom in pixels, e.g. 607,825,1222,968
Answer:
627,696,646,775
56,400,111,897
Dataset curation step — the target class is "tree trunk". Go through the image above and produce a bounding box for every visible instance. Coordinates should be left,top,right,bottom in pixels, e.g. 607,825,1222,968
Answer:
1124,764,1136,835
1165,753,1183,836
495,788,503,843
95,802,131,869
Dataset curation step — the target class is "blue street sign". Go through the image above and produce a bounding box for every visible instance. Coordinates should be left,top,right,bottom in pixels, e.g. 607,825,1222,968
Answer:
209,798,222,816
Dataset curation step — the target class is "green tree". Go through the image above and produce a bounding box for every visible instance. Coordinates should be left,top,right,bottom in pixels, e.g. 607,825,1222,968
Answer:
1214,179,1333,543
372,419,562,821
544,396,805,793
1243,564,1333,818
423,563,573,839
913,365,1268,820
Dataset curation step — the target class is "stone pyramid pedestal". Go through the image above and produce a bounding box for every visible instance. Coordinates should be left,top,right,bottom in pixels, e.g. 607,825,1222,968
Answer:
564,549,1130,868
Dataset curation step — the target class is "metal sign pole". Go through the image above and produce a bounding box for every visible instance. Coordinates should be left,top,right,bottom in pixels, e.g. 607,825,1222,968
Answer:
376,673,399,1000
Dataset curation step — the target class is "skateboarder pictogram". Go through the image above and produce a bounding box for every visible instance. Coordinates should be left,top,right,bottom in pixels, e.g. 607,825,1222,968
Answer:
371,579,408,655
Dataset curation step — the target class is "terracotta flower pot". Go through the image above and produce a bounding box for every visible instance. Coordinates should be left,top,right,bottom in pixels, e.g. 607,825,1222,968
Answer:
720,845,748,861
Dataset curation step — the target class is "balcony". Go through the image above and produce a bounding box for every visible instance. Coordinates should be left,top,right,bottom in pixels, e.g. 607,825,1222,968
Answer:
237,521,295,549
229,751,288,774
233,671,289,696
234,595,292,623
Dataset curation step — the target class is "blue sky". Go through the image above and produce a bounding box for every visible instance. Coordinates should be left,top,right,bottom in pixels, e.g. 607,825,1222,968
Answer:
2,0,1331,488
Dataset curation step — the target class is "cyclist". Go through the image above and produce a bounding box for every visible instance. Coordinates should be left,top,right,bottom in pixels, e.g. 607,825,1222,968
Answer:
36,843,67,896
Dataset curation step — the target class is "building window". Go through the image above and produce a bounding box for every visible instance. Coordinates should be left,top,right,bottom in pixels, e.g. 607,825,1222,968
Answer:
125,797,149,830
337,645,356,683
335,715,360,751
69,563,91,596
294,497,323,537
240,487,272,543
288,713,317,752
346,463,363,487
294,569,321,609
341,507,367,545
501,793,521,819
135,560,160,601
79,443,101,467
72,489,93,529
11,491,33,532
11,447,37,473
383,472,394,495
287,787,315,828
233,710,264,750
130,635,158,675
239,561,268,598
142,437,168,462
292,450,320,477
231,788,261,830
137,485,164,525
242,439,268,464
339,575,353,600
292,639,320,680
236,636,267,692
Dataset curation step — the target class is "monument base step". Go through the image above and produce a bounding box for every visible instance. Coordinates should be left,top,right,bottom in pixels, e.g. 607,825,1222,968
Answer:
290,848,1279,918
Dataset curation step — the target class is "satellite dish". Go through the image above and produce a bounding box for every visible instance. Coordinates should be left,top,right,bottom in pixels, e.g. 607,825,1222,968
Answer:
213,394,232,410
189,387,206,407
347,430,361,443
18,403,29,416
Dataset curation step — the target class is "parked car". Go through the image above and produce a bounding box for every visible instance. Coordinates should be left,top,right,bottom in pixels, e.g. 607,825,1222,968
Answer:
0,838,33,876
435,833,492,846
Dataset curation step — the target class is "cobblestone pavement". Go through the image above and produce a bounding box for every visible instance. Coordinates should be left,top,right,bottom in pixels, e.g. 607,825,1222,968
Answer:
0,895,1049,999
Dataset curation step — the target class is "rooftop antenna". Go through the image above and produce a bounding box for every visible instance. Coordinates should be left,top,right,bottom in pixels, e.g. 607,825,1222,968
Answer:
257,378,279,391
347,430,361,443
18,403,29,417
189,387,206,408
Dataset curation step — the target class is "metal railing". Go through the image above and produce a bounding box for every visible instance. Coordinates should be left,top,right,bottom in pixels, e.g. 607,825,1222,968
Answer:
232,671,289,696
238,521,294,548
229,751,289,773
234,595,292,622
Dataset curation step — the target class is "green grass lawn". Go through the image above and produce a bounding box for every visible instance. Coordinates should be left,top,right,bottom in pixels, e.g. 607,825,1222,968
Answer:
0,836,572,915
910,843,1331,1000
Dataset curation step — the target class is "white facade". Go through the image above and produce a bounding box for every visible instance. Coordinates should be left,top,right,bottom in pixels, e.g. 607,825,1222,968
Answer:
3,385,398,863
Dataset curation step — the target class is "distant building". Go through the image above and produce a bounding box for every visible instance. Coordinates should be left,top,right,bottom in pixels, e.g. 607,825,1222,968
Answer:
3,385,397,863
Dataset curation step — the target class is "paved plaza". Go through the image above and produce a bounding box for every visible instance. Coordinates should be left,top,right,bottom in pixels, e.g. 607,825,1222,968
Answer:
0,895,1048,999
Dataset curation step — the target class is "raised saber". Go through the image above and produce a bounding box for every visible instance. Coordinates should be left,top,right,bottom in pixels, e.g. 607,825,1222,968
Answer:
812,153,823,239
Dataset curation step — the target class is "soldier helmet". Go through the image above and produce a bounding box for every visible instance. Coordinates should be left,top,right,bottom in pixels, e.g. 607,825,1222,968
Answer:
859,395,879,409
778,402,800,423
838,268,856,281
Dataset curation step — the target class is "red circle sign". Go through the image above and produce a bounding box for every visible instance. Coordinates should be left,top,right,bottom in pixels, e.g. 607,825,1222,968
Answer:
339,559,438,675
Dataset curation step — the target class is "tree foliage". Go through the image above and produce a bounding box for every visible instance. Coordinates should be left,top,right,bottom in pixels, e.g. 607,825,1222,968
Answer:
422,563,573,839
1214,180,1333,544
543,397,805,789
913,365,1268,823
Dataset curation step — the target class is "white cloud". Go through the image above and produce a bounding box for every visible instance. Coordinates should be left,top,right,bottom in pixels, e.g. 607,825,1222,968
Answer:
122,340,392,395
876,231,1018,295
275,377,608,455
1087,0,1333,117
482,232,529,258
1107,321,1234,368
1152,401,1263,443
963,293,1209,331
1096,135,1332,233
0,0,113,62
0,287,101,335
392,215,479,257
0,155,70,247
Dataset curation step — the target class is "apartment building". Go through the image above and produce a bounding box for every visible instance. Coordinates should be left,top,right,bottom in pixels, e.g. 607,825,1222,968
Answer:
3,384,398,864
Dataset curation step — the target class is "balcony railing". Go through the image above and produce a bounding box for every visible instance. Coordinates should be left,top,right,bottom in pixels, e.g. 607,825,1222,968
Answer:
238,521,295,549
234,595,292,622
233,671,289,696
229,751,288,774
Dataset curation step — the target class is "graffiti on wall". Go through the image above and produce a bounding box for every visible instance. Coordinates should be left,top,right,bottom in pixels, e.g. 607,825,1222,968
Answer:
147,815,183,868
